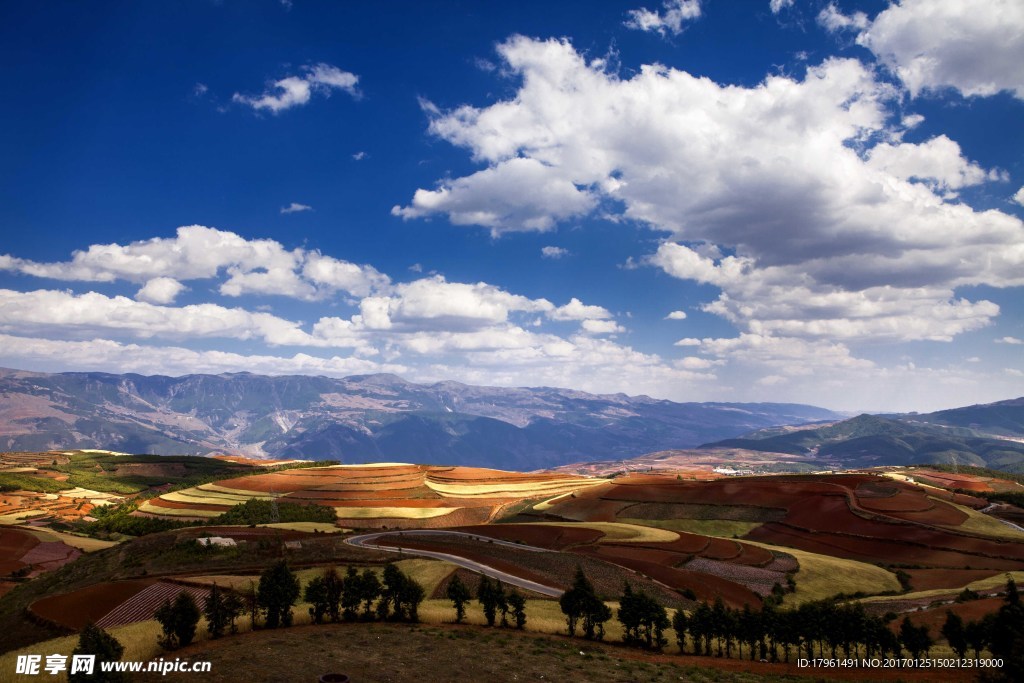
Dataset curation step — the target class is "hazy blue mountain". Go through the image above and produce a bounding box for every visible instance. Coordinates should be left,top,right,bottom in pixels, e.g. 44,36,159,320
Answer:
701,403,1024,473
0,368,839,468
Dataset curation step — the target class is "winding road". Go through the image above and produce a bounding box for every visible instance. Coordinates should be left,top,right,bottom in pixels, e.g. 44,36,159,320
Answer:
344,530,564,597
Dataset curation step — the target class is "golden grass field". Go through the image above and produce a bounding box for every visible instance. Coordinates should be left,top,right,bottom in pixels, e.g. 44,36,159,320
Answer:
136,502,222,517
425,478,602,497
334,506,461,519
937,498,1024,540
740,539,902,605
617,518,763,538
17,527,118,552
530,521,679,543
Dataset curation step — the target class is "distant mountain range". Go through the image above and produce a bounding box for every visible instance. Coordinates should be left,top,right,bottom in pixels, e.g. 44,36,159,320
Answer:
0,368,840,470
701,398,1024,472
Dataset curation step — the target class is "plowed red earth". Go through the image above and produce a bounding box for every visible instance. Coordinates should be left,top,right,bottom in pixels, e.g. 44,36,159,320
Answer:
452,524,604,549
573,547,762,608
0,527,39,574
31,579,157,629
904,568,1002,591
747,523,1024,570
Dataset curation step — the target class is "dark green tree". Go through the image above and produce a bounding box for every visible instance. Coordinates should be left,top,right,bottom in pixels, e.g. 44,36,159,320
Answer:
305,575,330,624
941,611,968,659
494,580,509,627
446,573,472,624
964,617,990,658
478,575,499,626
222,590,243,635
507,589,527,630
358,569,381,620
988,577,1024,680
323,567,342,623
203,583,229,639
154,592,200,650
899,617,932,660
672,608,689,655
258,560,300,628
560,567,610,639
341,566,362,621
70,623,128,683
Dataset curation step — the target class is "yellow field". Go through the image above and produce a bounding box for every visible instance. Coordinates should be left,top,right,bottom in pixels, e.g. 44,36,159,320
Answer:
333,506,460,519
160,488,270,504
18,527,119,551
532,491,574,511
936,498,1024,540
530,521,679,543
0,510,48,524
741,540,901,605
136,501,222,517
426,478,601,497
616,518,762,538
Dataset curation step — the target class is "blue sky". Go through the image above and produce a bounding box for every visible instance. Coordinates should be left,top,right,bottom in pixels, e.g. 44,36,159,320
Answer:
1,0,1022,412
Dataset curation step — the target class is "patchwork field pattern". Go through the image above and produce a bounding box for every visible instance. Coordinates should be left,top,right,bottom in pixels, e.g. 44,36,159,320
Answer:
140,463,602,528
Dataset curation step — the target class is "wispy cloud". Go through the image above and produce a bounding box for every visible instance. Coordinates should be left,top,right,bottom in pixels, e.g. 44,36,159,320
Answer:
541,246,569,259
233,63,359,114
281,202,313,214
625,0,702,37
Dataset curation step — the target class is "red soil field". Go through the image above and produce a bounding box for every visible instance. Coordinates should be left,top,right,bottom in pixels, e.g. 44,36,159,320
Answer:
453,524,604,549
747,523,1024,570
903,568,1002,591
910,470,995,493
374,536,553,587
31,579,157,629
572,547,761,608
0,527,39,574
96,582,210,629
856,490,935,512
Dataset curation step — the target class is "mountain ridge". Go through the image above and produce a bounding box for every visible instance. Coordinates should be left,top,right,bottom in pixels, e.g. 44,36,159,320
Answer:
0,368,839,470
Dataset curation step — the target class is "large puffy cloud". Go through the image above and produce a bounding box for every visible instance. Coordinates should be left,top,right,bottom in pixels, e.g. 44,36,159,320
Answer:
856,0,1024,99
357,275,552,330
396,36,1023,344
233,63,360,114
0,226,390,301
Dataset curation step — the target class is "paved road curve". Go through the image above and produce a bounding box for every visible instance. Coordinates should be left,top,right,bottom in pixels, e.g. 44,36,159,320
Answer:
344,530,564,597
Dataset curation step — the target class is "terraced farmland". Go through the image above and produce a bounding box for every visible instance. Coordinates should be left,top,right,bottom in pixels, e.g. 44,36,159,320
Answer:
140,463,602,528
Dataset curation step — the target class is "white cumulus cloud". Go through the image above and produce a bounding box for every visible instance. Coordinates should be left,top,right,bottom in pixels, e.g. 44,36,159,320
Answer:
396,36,1023,346
856,0,1024,99
135,277,186,305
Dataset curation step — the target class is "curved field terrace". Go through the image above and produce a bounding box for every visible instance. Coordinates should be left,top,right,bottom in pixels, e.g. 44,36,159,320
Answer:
139,464,600,526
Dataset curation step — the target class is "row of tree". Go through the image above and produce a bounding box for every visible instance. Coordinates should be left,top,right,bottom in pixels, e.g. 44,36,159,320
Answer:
557,567,1022,678
153,560,427,651
444,574,528,628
